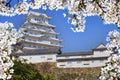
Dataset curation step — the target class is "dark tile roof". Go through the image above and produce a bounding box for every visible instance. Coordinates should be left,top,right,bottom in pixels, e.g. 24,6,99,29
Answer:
57,51,93,57
15,48,59,56
92,48,107,51
93,43,107,50
57,56,108,62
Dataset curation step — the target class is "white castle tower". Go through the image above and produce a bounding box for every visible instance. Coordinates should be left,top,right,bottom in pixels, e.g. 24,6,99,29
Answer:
18,11,63,63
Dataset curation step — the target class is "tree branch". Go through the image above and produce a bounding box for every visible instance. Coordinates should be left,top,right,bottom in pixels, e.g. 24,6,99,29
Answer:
78,0,86,11
6,0,12,7
93,0,106,13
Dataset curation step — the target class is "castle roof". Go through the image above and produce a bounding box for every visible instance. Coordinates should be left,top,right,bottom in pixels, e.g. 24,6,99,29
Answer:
22,21,55,28
27,11,51,19
92,43,107,51
15,48,60,56
57,43,107,57
57,51,93,57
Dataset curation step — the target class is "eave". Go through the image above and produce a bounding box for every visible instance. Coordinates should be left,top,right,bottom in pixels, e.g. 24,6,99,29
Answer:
24,40,63,48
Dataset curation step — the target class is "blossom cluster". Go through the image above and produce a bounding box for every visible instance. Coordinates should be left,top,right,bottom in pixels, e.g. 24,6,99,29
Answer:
0,0,119,32
99,54,120,80
106,30,120,53
0,22,21,80
99,30,120,80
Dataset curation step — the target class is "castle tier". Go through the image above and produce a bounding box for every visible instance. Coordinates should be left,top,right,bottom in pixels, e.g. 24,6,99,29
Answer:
20,11,63,54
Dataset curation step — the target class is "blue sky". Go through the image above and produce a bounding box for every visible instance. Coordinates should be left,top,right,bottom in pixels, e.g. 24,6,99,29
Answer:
0,8,119,52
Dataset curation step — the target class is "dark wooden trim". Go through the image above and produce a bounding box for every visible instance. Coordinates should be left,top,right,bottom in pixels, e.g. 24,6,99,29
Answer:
57,57,108,62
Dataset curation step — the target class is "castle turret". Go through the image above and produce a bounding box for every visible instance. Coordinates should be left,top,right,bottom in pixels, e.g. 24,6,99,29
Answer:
18,11,63,63
20,11,63,53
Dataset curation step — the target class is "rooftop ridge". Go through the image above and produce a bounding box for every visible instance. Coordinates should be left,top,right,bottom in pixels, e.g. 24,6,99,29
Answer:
28,10,51,19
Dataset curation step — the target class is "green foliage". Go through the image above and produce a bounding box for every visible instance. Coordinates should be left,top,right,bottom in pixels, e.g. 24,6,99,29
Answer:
11,56,43,80
43,74,55,80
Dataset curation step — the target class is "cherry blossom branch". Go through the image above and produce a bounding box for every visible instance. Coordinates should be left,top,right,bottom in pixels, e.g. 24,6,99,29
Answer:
94,0,106,13
0,22,22,80
0,0,119,32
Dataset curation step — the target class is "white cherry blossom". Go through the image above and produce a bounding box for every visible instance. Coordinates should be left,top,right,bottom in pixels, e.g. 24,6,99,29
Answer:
0,0,119,32
99,30,120,80
0,22,21,80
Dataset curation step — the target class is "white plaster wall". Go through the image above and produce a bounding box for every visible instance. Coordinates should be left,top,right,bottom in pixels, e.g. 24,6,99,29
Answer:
93,50,110,57
57,60,107,68
19,54,57,63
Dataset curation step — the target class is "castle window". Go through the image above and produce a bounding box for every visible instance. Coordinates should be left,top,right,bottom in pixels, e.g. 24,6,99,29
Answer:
100,60,104,62
41,56,45,59
91,60,94,63
28,38,31,41
38,46,41,48
33,45,36,48
29,57,32,59
65,56,70,58
77,61,81,63
0,61,2,65
47,58,53,60
29,44,31,47
59,65,65,66
67,62,72,64
83,63,89,65
83,60,90,65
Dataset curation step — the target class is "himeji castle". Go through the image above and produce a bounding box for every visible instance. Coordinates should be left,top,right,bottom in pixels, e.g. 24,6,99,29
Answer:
15,11,111,68
16,11,63,63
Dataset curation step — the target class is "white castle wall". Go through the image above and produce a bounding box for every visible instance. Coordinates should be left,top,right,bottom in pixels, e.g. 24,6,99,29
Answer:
19,54,57,63
93,50,110,57
19,49,110,68
57,60,107,68
57,50,110,68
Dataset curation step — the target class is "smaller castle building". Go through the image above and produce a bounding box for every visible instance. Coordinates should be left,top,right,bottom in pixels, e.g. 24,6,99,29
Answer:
57,44,111,68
